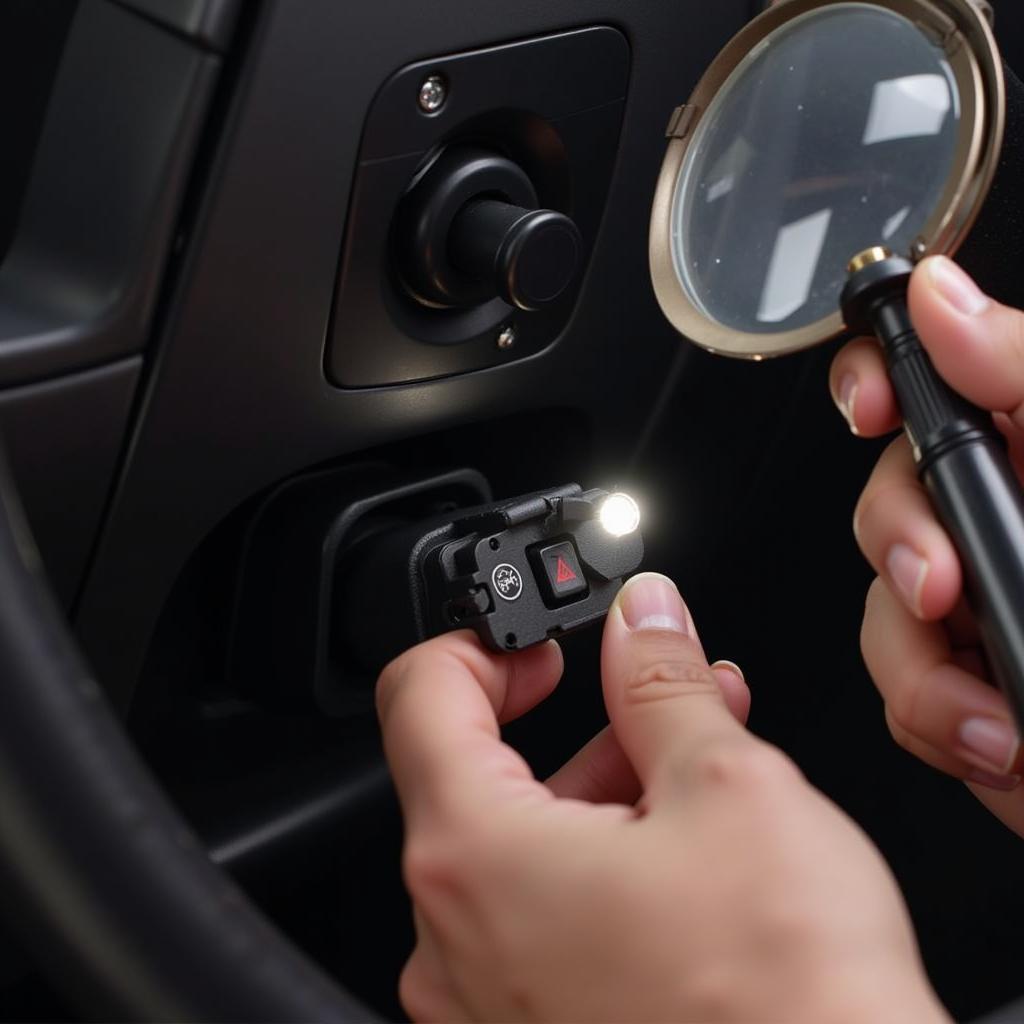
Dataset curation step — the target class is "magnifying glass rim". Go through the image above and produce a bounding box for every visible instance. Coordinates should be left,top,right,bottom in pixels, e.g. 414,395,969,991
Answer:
650,0,1005,359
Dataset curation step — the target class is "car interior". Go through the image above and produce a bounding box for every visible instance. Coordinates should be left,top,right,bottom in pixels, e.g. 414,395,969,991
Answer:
2,0,1024,1020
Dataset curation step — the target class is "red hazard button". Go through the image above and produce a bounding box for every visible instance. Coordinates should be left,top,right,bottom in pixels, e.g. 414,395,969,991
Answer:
555,556,577,585
530,540,588,606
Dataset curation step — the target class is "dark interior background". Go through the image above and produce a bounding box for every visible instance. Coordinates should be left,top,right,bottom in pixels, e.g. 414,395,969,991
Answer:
1,2,1024,1022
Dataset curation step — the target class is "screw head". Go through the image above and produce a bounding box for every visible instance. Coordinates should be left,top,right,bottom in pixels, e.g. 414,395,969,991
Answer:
418,75,447,114
497,326,516,350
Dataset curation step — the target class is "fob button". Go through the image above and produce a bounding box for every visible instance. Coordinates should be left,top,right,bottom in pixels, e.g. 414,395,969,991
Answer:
491,563,525,602
534,541,588,604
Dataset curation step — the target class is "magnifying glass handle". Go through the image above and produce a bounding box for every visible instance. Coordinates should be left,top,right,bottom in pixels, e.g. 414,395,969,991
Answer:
842,255,1024,731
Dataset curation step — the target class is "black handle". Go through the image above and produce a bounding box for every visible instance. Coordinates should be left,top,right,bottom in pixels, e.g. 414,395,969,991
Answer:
886,302,1024,726
842,255,1024,730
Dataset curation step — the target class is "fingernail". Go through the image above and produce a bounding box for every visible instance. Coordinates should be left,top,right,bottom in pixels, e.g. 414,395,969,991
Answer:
711,659,744,683
958,717,1021,775
966,768,1022,792
836,374,860,435
885,544,928,617
928,257,990,316
618,573,689,634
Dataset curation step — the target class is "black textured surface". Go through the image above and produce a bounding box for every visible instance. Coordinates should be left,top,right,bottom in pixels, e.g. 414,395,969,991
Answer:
0,1,77,265
0,0,221,386
73,0,750,708
0,359,140,608
110,0,242,50
958,64,1024,304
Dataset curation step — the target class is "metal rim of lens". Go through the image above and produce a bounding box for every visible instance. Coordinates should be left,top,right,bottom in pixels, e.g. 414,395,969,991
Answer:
649,0,1005,360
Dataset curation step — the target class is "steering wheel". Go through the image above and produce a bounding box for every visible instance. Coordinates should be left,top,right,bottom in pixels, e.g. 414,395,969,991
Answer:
0,458,380,1020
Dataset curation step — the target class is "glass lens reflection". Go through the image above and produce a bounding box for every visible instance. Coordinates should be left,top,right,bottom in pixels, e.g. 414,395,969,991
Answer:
671,2,960,336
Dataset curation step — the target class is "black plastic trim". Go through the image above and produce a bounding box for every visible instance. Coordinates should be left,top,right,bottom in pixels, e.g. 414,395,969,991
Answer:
0,0,221,387
110,0,242,51
0,358,140,608
328,26,629,386
72,0,752,708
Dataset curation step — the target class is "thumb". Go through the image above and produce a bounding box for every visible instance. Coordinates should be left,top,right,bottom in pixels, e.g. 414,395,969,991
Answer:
600,573,751,803
909,256,1024,420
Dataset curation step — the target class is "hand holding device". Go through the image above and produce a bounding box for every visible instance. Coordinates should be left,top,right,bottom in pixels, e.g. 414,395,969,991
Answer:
340,483,644,663
378,575,946,1023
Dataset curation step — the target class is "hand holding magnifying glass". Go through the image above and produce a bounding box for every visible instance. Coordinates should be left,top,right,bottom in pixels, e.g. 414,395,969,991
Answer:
649,0,1024,734
834,257,1024,814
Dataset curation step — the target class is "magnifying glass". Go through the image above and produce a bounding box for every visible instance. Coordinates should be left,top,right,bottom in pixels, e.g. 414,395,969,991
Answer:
650,0,1024,727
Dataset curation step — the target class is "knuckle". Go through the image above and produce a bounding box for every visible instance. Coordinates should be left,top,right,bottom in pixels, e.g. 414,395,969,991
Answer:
624,648,721,708
852,490,871,553
399,954,437,1023
863,575,887,616
690,738,801,791
852,489,885,559
855,438,917,542
860,577,886,656
683,967,735,1021
1008,307,1024,367
886,668,924,735
755,894,831,958
402,822,497,904
884,706,915,752
880,432,914,470
853,480,901,558
402,835,458,902
374,650,411,719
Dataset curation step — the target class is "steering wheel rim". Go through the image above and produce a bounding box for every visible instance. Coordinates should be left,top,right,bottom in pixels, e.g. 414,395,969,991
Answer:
0,456,380,1021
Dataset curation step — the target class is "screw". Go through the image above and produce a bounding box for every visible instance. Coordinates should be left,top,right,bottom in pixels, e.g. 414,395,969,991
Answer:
497,326,516,350
418,75,447,114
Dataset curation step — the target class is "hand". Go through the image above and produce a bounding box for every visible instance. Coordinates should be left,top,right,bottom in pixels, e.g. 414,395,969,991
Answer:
377,573,945,1022
830,256,1024,832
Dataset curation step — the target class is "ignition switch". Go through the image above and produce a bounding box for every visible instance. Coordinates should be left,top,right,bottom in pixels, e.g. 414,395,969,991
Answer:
394,145,584,312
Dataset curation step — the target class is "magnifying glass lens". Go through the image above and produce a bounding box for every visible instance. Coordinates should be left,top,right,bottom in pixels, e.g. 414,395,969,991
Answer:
673,3,961,335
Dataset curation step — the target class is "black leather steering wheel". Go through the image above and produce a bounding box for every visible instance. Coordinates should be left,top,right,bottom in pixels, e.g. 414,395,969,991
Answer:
0,458,379,1021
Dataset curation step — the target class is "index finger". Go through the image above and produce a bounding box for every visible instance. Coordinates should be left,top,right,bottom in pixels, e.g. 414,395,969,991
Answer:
376,632,562,826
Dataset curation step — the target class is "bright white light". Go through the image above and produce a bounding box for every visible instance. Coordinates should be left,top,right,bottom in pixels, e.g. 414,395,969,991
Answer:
599,493,641,537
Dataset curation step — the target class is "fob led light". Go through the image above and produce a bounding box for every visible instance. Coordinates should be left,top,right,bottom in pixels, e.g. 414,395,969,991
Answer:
599,493,641,537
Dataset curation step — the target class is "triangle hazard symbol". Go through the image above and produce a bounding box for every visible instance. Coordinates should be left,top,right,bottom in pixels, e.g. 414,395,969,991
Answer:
555,556,577,584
